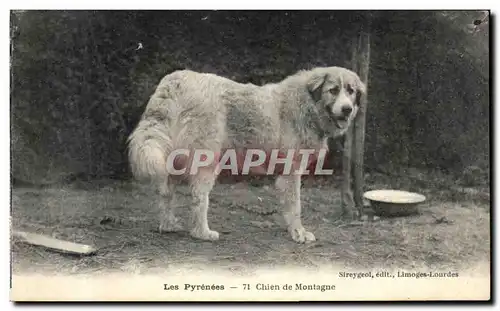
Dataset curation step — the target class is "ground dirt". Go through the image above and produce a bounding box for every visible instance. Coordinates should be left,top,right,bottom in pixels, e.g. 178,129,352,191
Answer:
10,174,490,276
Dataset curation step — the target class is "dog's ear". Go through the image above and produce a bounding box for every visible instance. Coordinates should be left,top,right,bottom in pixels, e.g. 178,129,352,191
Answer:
307,73,328,102
357,80,367,95
355,80,367,107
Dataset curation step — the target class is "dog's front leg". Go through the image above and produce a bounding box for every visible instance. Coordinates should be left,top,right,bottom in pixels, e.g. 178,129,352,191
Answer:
275,174,316,243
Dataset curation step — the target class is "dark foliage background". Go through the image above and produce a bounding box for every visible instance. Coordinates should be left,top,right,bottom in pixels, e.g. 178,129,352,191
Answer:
10,10,490,186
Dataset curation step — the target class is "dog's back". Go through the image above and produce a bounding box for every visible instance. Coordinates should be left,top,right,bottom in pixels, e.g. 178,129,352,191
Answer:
127,70,279,180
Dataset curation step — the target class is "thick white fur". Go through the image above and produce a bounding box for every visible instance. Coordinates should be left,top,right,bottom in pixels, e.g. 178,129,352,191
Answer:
128,67,366,243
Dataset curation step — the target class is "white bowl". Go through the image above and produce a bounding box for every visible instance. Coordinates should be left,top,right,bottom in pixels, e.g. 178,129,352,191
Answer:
364,189,426,217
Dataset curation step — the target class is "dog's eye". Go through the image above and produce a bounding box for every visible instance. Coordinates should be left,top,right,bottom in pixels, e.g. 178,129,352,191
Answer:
329,86,340,95
346,85,354,95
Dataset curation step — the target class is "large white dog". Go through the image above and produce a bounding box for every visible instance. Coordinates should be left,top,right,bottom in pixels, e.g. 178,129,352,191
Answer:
128,67,366,243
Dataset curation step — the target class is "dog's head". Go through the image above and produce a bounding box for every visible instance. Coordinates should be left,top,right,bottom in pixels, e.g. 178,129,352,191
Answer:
306,67,366,138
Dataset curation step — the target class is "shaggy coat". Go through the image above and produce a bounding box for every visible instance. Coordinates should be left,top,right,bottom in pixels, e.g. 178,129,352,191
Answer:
128,67,366,243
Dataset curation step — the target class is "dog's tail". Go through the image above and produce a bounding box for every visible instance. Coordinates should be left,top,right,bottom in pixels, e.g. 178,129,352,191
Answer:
127,70,192,181
127,117,174,181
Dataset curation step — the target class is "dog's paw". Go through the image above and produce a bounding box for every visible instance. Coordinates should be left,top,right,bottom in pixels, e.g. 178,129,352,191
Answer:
289,226,316,244
159,217,184,233
190,228,220,241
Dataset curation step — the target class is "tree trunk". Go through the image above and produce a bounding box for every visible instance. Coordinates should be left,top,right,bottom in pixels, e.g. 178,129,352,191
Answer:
341,13,371,219
341,122,355,218
352,23,371,212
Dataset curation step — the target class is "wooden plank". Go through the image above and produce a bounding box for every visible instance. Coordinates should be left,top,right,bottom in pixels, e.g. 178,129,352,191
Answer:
12,231,98,256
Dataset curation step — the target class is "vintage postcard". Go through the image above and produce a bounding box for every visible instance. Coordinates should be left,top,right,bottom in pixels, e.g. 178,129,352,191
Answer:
9,8,491,302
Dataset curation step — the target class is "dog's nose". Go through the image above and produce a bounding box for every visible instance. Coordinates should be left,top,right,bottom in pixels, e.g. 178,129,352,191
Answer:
341,105,353,116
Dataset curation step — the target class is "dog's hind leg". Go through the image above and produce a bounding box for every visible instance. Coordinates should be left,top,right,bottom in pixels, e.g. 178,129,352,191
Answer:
188,169,219,241
275,174,316,243
158,177,183,233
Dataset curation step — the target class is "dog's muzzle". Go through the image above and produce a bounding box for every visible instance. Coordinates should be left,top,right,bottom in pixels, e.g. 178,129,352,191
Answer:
326,109,349,129
333,117,349,129
326,104,353,130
